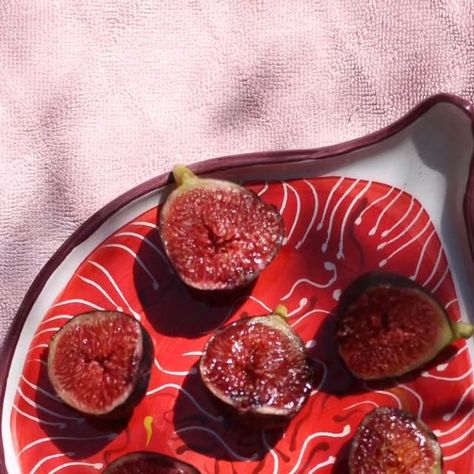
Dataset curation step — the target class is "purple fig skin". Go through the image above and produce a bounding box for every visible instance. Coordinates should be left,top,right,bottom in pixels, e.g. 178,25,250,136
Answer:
103,451,201,474
349,407,443,474
159,165,284,292
336,272,473,380
47,311,154,420
199,306,314,429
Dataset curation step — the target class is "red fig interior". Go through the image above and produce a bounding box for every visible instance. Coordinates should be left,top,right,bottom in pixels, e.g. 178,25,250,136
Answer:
199,311,314,425
336,272,471,380
349,407,442,474
160,167,284,290
47,311,152,417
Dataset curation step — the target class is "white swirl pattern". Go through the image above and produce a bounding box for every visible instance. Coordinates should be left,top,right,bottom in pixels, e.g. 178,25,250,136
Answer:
12,177,474,473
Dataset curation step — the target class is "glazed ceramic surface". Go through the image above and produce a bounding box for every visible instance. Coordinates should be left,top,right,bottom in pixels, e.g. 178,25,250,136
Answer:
1,95,474,473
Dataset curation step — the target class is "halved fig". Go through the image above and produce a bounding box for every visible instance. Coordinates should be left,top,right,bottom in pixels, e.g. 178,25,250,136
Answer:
159,165,284,291
336,272,473,380
199,305,314,428
47,311,153,419
103,451,200,474
349,407,442,473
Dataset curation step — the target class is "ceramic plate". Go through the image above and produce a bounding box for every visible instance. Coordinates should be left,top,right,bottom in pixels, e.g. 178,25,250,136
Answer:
1,94,474,474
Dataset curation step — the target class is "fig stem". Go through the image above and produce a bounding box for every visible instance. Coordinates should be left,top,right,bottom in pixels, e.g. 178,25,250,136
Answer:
274,304,288,319
173,165,198,186
452,321,474,339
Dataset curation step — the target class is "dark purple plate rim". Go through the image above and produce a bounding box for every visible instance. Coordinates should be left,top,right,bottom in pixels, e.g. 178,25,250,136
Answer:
1,92,474,472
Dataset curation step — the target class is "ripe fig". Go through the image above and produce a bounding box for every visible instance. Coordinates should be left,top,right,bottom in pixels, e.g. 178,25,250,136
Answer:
336,272,473,380
103,452,200,474
199,305,314,428
47,311,153,419
159,165,284,291
349,407,443,474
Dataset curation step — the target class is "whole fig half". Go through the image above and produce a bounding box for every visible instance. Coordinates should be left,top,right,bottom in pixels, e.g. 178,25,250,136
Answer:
336,272,473,380
199,305,314,428
47,311,153,419
159,165,284,291
103,451,200,474
349,407,443,474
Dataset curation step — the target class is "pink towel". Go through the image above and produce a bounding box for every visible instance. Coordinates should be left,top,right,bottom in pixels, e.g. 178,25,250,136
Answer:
1,1,474,345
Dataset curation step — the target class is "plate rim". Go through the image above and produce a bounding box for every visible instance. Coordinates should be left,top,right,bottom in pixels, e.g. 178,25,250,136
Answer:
2,92,474,471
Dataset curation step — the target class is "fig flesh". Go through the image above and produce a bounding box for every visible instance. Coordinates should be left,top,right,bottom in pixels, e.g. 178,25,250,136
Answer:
47,311,153,418
349,407,443,474
336,272,473,380
199,306,314,428
159,165,284,291
103,451,200,474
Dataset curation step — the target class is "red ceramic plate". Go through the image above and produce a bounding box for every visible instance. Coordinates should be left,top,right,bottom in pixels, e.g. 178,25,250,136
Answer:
1,94,474,473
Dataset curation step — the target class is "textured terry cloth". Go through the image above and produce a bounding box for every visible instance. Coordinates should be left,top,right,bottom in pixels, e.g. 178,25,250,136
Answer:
1,0,474,346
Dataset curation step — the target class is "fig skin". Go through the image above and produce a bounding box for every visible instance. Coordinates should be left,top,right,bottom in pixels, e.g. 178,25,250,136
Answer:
349,407,443,474
47,311,154,420
336,272,473,380
199,305,314,429
159,165,284,291
103,451,201,474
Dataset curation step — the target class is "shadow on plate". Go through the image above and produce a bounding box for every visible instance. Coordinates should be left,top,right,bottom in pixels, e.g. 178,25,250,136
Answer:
35,350,121,459
332,438,352,473
172,362,283,462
